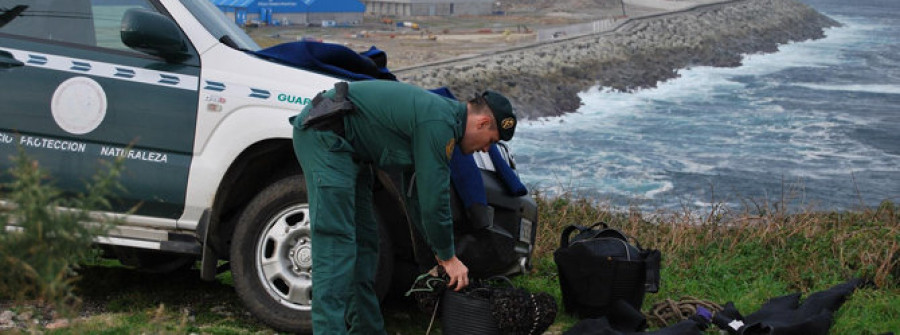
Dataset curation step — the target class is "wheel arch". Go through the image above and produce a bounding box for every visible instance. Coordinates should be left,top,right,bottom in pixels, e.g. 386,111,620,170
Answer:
201,140,418,263
205,138,300,260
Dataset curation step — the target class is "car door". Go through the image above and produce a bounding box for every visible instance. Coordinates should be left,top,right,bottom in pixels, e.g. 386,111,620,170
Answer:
0,0,200,219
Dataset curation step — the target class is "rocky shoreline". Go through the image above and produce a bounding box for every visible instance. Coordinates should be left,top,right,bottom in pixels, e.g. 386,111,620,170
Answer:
395,0,841,119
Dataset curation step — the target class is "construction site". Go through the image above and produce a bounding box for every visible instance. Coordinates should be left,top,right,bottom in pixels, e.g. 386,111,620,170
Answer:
245,0,637,69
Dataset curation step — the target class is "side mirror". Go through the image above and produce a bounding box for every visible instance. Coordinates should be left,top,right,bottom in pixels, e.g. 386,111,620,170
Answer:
0,50,25,70
121,8,191,62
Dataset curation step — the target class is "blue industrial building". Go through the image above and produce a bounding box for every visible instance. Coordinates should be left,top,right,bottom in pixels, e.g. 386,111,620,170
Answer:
210,0,365,26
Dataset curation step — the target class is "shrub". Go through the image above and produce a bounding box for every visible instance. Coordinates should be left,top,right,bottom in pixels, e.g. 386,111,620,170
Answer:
0,148,124,315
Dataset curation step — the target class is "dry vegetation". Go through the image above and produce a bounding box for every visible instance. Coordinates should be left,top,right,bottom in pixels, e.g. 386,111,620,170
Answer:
532,192,900,292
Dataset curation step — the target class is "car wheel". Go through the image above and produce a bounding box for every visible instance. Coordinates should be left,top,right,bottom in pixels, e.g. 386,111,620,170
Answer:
230,174,395,333
230,175,313,333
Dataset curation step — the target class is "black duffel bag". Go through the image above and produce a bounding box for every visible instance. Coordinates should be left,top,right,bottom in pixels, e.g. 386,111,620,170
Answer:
553,222,661,319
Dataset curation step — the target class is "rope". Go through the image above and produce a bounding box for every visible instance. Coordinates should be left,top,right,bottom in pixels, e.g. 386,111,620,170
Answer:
425,297,440,335
648,296,723,327
404,272,446,296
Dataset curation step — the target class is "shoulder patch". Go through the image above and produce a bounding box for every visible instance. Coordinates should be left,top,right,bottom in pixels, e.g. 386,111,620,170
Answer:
445,138,456,160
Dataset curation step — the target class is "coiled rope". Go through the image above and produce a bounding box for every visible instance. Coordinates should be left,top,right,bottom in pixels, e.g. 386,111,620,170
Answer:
648,296,722,327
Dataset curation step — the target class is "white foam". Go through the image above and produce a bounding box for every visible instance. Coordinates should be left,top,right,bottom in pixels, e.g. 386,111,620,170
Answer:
793,83,900,95
512,13,899,207
645,181,674,199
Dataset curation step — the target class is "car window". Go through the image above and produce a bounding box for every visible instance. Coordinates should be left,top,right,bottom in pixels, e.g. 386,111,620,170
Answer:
0,0,156,51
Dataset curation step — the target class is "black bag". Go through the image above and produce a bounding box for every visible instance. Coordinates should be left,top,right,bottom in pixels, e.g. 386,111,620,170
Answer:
441,276,558,335
553,222,661,319
441,277,507,335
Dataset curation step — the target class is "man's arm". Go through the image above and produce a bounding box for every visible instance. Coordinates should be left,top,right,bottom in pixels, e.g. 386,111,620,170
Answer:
411,121,456,260
412,121,470,290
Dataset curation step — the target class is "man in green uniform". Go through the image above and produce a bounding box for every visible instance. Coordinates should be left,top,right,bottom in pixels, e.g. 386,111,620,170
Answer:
290,80,517,334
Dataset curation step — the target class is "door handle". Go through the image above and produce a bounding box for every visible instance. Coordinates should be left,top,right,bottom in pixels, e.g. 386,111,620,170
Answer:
0,50,24,69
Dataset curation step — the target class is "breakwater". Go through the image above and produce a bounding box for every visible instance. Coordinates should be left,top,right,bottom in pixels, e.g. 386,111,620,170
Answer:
395,0,841,119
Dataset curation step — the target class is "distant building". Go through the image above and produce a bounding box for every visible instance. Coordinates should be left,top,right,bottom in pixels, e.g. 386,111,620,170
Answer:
210,0,365,26
362,0,497,17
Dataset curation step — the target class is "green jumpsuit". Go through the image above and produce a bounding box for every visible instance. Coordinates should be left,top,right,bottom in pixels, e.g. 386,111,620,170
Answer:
291,80,466,334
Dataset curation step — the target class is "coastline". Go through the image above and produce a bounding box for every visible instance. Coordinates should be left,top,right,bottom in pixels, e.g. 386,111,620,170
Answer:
395,0,841,119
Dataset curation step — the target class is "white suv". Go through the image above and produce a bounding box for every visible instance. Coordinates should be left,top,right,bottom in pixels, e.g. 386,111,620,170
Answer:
0,0,538,332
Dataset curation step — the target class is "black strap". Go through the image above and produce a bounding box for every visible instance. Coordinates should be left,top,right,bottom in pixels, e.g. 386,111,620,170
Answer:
559,225,584,249
642,250,661,293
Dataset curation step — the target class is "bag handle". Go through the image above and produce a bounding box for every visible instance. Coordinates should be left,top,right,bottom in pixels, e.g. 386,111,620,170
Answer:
559,222,649,251
559,222,610,248
605,230,644,250
590,222,645,250
559,225,580,249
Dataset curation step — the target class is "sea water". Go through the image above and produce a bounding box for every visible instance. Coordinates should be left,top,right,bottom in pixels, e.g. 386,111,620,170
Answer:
513,0,900,211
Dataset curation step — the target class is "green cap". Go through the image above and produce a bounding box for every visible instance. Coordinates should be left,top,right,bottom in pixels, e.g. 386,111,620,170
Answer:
482,90,516,141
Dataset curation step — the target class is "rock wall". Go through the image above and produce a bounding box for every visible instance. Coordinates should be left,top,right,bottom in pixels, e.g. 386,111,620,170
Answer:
395,0,841,119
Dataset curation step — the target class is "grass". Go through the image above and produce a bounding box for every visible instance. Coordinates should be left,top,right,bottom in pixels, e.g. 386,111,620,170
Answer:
3,192,897,334
2,156,897,334
527,191,900,334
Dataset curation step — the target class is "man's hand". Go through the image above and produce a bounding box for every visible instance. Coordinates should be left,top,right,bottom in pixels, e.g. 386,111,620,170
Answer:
437,255,469,291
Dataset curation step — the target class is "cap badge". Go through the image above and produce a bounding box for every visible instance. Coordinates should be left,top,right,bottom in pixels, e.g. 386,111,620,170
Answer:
501,117,516,130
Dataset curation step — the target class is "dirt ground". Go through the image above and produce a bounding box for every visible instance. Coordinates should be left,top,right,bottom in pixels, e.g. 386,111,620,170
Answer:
245,3,634,70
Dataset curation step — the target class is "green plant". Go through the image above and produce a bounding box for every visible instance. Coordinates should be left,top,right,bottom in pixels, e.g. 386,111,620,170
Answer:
525,192,899,333
2,180,897,333
0,147,125,316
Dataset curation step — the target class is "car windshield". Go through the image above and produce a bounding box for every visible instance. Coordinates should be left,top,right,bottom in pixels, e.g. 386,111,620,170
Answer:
179,0,260,51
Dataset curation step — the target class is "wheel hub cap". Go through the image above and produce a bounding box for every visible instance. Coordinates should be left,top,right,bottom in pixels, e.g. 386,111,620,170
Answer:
255,204,313,310
289,238,312,272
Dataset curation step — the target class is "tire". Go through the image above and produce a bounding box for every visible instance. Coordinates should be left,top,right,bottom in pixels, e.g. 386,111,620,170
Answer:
230,175,313,333
230,174,395,333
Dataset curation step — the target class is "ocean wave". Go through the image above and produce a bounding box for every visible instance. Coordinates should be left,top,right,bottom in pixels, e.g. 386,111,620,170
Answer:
513,1,900,211
792,83,900,95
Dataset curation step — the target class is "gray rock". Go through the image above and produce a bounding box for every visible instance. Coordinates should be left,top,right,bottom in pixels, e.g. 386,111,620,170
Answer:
0,310,15,325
